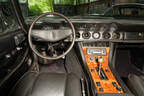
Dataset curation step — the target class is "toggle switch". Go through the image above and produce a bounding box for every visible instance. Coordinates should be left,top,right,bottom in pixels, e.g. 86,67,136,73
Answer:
95,57,99,63
89,57,94,61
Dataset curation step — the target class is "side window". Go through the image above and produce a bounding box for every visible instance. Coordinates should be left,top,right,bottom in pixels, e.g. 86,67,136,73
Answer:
0,19,2,32
0,1,18,33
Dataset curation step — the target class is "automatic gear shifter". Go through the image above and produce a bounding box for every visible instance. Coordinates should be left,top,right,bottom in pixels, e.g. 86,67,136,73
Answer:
83,46,123,93
98,57,104,76
96,57,107,80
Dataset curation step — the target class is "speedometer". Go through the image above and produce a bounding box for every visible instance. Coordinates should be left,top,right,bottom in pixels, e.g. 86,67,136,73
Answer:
99,24,109,32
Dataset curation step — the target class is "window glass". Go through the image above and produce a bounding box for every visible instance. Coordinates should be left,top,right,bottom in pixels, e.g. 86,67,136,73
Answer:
113,6,144,16
28,0,53,16
0,1,18,33
20,0,144,17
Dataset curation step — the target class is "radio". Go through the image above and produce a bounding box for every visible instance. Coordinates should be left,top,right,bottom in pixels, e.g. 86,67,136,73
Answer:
87,48,106,56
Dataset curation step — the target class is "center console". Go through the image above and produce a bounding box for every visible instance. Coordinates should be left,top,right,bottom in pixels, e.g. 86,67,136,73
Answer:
81,42,124,95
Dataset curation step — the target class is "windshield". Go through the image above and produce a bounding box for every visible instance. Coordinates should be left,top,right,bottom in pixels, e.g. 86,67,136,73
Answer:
20,0,144,17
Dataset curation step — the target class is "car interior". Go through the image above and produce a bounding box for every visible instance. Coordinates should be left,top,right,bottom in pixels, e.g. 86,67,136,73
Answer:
0,0,144,96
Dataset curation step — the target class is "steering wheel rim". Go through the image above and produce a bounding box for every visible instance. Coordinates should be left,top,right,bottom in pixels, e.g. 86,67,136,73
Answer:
28,12,75,60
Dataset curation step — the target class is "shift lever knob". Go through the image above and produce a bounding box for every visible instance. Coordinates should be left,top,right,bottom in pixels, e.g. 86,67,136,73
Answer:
98,57,104,76
98,57,104,64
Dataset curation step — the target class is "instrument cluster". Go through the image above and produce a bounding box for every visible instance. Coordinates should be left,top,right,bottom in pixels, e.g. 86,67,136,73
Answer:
74,23,123,41
34,21,144,42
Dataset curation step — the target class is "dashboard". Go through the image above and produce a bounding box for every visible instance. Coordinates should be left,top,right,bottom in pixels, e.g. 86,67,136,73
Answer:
29,18,144,43
73,23,123,42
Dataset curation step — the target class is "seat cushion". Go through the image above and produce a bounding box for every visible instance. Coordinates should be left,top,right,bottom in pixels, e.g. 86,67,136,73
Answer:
9,72,82,96
127,74,144,96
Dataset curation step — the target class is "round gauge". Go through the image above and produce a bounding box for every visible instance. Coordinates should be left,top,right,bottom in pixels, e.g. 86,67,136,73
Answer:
93,32,100,39
103,32,111,39
82,32,91,39
112,32,120,39
110,23,118,32
99,24,109,32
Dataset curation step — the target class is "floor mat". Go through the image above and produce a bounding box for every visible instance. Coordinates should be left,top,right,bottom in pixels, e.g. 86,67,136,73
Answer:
115,49,144,78
38,49,83,79
65,49,83,78
39,59,66,73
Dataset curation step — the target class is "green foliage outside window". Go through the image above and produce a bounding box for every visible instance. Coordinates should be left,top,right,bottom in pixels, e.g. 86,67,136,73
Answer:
28,0,99,15
28,0,54,16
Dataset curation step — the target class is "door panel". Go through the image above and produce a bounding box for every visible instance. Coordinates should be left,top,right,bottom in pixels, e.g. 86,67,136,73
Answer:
0,1,28,95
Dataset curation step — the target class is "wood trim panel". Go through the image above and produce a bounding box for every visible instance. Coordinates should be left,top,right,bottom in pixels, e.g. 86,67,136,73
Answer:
83,47,124,94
